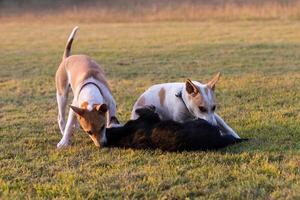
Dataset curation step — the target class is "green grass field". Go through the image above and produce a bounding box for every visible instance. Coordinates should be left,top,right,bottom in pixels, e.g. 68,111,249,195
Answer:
0,19,300,199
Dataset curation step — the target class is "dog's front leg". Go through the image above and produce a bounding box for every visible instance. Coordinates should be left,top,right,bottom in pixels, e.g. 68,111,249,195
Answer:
56,91,68,135
103,94,120,127
74,121,80,129
57,108,76,148
214,113,240,139
107,103,121,128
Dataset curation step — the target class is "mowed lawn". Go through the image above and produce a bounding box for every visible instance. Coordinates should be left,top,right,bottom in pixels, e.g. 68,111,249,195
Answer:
0,19,300,199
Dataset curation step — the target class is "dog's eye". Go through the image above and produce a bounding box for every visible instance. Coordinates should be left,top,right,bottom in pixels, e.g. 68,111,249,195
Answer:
199,106,207,112
212,105,216,111
87,131,92,135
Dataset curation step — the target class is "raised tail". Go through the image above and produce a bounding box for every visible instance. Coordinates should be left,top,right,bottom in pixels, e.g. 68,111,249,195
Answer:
62,26,79,60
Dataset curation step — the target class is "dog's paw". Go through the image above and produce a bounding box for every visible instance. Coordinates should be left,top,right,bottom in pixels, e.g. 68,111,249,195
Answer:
74,121,80,129
57,138,70,149
108,123,123,128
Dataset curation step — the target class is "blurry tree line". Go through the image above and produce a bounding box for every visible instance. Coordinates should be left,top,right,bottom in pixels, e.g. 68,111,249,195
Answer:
0,0,297,10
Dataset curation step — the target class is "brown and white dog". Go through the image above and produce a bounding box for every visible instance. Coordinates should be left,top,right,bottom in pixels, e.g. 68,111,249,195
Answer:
55,26,119,148
131,73,240,139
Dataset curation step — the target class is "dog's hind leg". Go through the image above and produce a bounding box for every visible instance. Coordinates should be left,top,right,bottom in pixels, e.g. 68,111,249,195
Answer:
56,91,68,135
214,113,240,139
130,107,139,120
130,95,147,120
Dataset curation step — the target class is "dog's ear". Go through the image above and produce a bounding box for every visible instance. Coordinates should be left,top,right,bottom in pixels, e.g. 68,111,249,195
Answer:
207,72,221,91
95,104,108,114
70,105,85,116
185,79,199,95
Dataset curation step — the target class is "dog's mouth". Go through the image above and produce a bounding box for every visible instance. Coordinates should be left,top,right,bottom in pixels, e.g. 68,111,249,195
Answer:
88,129,106,147
194,114,217,126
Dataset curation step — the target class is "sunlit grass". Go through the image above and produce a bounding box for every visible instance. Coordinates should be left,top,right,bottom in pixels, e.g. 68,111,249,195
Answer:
0,19,300,199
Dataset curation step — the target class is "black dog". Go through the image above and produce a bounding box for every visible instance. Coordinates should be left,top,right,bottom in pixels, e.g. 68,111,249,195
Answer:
105,106,247,151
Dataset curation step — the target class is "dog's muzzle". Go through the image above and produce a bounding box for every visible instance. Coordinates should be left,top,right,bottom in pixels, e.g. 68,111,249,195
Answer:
206,115,218,126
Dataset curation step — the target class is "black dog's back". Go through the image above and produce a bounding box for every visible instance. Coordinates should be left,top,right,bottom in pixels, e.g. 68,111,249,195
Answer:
151,118,244,151
106,106,160,149
106,107,246,151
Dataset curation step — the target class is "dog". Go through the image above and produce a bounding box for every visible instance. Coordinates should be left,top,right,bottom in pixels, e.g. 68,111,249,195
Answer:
55,26,119,148
131,73,240,139
106,106,247,151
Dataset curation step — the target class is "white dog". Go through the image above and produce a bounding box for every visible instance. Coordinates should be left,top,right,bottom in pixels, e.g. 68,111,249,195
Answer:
55,27,119,148
131,73,240,139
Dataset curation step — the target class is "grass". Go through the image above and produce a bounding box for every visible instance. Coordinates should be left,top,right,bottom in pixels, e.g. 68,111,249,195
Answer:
0,18,300,199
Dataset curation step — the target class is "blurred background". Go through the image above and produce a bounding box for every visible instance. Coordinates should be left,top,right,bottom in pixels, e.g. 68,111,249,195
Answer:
1,0,300,22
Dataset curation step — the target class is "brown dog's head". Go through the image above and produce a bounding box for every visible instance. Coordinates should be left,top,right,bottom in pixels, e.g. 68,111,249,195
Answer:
70,102,108,147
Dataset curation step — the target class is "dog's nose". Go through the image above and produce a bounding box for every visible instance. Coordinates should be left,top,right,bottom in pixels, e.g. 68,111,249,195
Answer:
89,134,102,147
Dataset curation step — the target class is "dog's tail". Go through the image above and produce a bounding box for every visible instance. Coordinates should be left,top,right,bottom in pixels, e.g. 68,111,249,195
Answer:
62,26,79,60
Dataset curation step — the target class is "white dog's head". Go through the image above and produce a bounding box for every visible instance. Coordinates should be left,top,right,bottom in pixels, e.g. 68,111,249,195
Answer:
183,73,220,125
